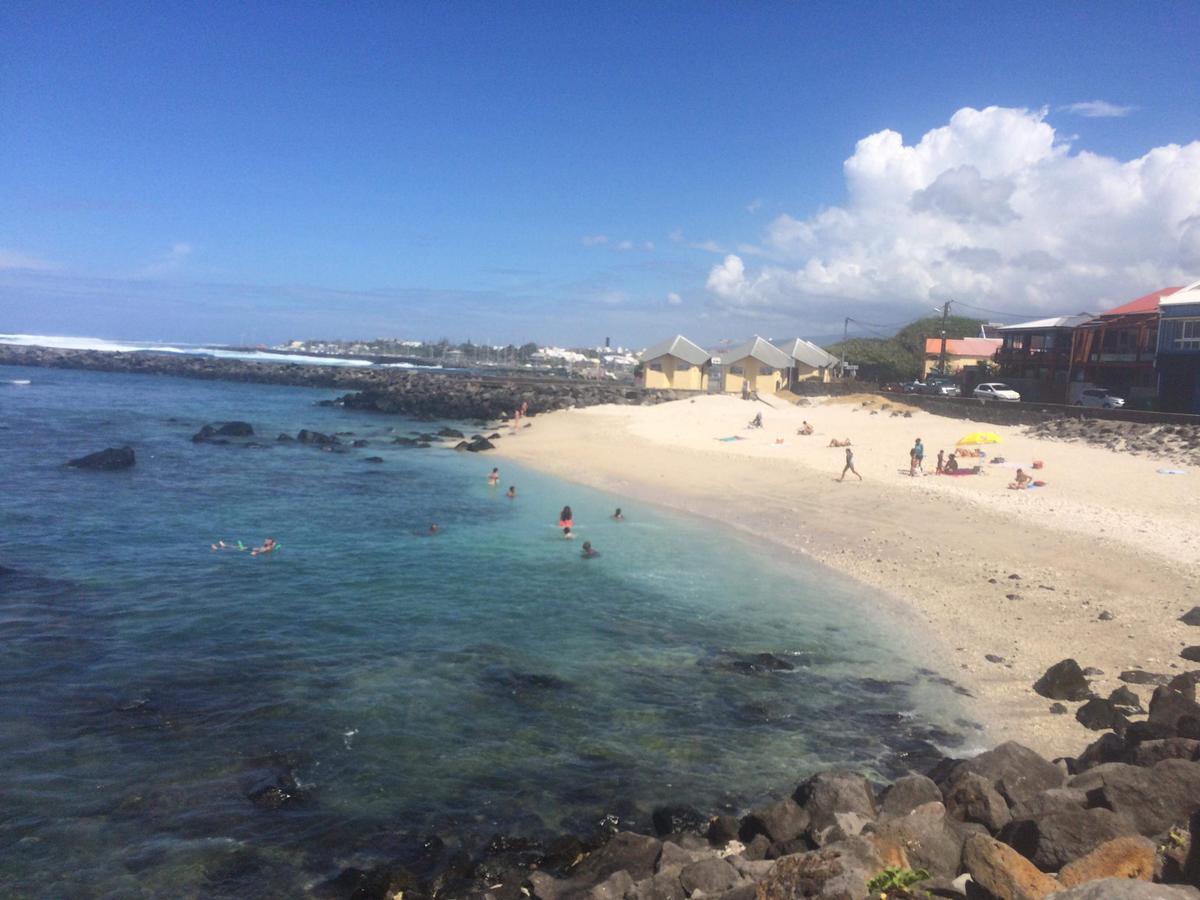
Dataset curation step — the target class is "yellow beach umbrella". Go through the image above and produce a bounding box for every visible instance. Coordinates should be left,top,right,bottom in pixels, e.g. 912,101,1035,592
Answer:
957,431,1001,445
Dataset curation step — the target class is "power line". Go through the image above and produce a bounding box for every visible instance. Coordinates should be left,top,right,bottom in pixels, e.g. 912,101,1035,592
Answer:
952,300,1036,320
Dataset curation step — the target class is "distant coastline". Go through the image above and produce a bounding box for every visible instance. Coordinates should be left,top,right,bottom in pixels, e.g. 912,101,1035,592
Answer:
0,342,674,420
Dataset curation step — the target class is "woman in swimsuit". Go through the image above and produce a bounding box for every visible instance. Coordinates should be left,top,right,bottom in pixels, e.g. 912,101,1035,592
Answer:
558,505,573,527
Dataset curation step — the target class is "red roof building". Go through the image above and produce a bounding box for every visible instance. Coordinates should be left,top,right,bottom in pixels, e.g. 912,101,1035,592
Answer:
923,337,1002,375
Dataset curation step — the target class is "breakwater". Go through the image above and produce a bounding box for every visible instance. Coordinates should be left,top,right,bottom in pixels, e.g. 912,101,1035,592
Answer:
0,344,678,420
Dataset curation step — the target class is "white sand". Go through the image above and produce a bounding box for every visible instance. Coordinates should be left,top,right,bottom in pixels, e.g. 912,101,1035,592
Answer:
494,392,1200,760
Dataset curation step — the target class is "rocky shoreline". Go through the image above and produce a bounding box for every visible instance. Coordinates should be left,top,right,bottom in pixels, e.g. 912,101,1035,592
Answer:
0,344,679,420
311,653,1200,900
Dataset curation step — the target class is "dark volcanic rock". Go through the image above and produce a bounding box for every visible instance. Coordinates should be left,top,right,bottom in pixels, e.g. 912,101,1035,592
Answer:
878,773,943,819
792,771,877,844
466,437,495,452
67,446,135,470
999,806,1135,871
1033,658,1091,701
570,832,661,882
943,772,1012,833
1182,647,1200,663
1076,697,1129,732
297,429,336,445
1076,733,1129,771
651,806,706,838
1180,607,1200,626
1068,759,1200,837
938,741,1065,809
738,798,810,844
364,456,384,463
1149,686,1200,732
1121,670,1171,686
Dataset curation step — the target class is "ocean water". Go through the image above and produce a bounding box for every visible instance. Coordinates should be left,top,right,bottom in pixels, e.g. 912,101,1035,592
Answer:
0,367,978,898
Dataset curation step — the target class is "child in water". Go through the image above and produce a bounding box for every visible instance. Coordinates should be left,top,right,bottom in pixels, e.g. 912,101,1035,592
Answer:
611,508,623,520
562,526,575,539
487,467,499,486
581,541,599,558
506,486,516,498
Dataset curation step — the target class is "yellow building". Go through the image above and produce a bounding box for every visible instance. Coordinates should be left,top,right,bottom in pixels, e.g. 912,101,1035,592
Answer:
923,337,1002,376
775,338,840,383
717,336,791,395
639,334,711,390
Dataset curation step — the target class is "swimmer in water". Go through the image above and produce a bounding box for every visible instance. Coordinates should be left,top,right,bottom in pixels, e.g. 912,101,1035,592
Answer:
562,526,575,539
429,523,439,535
558,505,573,527
250,537,277,556
506,486,516,498
581,541,599,559
210,540,245,551
487,467,499,486
611,508,623,520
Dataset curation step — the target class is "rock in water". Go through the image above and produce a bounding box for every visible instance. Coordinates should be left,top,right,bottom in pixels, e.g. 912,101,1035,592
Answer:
1033,658,1091,701
67,446,135,470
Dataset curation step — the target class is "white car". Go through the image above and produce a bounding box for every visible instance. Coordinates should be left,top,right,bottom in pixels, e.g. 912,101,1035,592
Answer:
973,382,1021,402
1076,387,1125,409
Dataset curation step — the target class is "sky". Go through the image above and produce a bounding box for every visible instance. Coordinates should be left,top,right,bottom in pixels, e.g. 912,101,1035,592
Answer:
2,2,1199,349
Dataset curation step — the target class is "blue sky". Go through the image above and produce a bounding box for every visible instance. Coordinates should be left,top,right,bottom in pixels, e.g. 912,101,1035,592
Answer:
2,2,1198,348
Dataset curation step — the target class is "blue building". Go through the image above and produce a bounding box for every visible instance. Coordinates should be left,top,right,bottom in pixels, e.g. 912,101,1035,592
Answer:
1157,279,1200,413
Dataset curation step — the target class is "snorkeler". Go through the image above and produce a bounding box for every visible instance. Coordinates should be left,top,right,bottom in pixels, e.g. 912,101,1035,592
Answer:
250,537,277,556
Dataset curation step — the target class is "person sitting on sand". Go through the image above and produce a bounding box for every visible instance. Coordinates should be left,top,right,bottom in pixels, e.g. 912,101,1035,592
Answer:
612,508,623,520
1009,468,1032,490
558,505,573,527
487,467,499,486
562,526,575,539
945,454,959,473
748,411,763,428
581,541,599,559
828,437,851,448
936,449,945,474
506,486,516,498
250,537,277,556
797,420,813,435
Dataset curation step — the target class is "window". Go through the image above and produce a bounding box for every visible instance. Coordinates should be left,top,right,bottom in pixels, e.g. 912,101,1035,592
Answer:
730,365,744,375
677,362,691,371
1179,319,1200,349
649,363,662,371
759,366,774,376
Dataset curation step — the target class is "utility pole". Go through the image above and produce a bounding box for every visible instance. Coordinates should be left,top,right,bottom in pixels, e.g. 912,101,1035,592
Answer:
840,317,849,379
937,300,952,375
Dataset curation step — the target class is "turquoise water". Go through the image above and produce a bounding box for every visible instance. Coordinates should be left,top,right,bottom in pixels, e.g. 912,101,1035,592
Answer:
0,367,976,897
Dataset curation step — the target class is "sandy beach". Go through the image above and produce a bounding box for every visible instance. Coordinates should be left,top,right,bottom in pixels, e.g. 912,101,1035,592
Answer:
496,392,1200,760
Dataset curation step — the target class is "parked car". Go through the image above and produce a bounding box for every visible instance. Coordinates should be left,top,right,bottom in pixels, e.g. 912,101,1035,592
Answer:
973,382,1021,402
902,380,924,394
1076,387,1125,409
924,380,961,397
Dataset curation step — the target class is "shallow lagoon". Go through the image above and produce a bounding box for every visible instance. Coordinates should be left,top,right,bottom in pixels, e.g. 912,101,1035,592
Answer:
0,367,977,896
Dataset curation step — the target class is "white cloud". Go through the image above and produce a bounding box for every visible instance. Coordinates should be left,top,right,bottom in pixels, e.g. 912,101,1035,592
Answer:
668,229,684,243
1061,100,1135,118
666,291,683,305
746,198,763,213
0,249,54,271
581,234,609,246
142,241,194,277
689,239,724,253
706,105,1200,325
615,240,634,251
643,241,655,251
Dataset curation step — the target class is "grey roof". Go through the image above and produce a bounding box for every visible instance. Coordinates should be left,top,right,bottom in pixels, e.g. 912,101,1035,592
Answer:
721,336,791,369
775,337,839,369
639,334,710,366
999,313,1094,331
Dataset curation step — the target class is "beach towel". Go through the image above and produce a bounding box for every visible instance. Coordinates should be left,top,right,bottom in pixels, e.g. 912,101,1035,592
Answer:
1157,468,1187,475
716,436,747,442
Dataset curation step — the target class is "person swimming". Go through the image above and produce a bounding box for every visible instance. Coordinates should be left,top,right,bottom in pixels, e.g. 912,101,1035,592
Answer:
558,505,573,527
581,540,599,558
612,508,623,520
429,523,439,535
562,526,575,539
210,540,246,551
506,486,516,498
487,467,499,486
250,537,277,556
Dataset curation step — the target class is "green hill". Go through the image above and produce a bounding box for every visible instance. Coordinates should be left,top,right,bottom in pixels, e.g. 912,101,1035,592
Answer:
825,315,988,382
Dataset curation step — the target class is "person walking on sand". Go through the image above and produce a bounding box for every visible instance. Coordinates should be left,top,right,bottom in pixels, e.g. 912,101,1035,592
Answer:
909,438,924,477
838,446,861,482
936,449,945,474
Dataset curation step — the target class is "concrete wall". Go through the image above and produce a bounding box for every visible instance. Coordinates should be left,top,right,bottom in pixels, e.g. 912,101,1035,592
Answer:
896,392,1200,427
